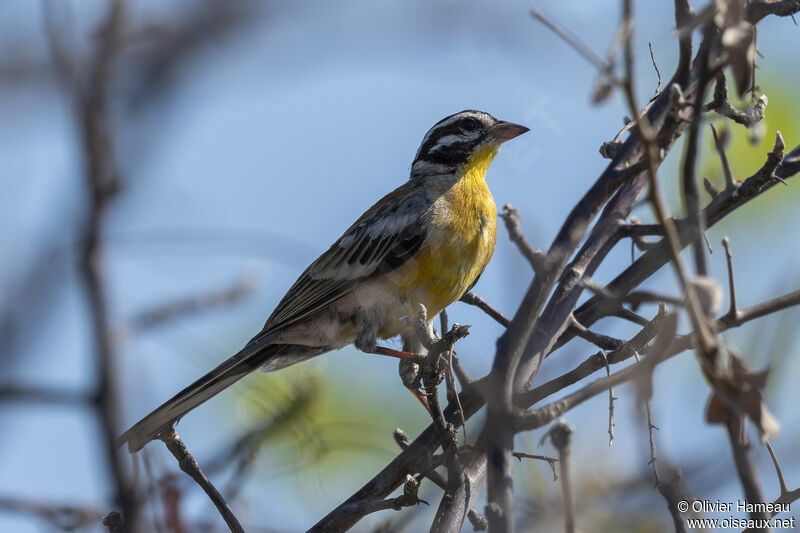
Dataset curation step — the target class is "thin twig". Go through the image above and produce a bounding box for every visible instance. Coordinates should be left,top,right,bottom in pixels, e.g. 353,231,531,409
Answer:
632,349,687,533
633,351,660,486
568,314,623,350
710,124,736,191
584,278,685,311
514,320,677,433
601,352,616,446
741,442,800,532
394,429,488,529
159,428,244,533
520,305,668,407
460,292,510,328
765,441,790,496
531,8,611,72
0,386,92,406
499,204,546,274
126,273,257,333
648,42,662,95
0,497,104,530
512,452,559,482
722,237,739,321
680,24,715,277
725,421,771,526
621,0,718,369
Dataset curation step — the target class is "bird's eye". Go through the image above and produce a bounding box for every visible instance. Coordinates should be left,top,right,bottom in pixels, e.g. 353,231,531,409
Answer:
461,118,480,132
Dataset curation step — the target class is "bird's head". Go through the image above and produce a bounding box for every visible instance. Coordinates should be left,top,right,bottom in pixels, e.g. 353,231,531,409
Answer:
411,110,529,180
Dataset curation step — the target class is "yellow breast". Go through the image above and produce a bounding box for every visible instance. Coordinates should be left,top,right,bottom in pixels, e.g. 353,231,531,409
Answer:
380,145,499,334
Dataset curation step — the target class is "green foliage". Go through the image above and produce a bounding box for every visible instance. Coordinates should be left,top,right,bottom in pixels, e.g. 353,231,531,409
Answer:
227,351,431,492
702,72,800,216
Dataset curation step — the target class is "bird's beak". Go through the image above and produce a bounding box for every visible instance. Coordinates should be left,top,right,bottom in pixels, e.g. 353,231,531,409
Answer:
489,121,530,141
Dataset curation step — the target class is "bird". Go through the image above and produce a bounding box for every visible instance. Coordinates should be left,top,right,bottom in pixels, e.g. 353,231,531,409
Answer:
120,110,529,452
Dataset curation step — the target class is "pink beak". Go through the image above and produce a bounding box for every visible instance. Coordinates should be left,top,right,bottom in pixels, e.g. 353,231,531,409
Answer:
489,121,530,140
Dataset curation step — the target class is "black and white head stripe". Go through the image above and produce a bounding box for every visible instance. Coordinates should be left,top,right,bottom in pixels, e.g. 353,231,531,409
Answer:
413,110,497,170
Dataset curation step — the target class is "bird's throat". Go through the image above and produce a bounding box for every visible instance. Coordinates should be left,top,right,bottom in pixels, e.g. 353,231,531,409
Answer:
462,144,501,182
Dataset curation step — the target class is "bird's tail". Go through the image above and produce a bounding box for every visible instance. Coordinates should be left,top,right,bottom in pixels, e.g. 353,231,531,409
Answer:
119,331,282,452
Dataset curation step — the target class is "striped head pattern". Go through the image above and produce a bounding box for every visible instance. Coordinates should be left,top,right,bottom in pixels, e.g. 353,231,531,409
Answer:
411,110,529,178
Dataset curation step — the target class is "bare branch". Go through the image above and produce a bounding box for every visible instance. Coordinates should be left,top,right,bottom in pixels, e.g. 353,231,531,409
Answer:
601,352,617,446
499,204,546,274
680,25,715,277
47,0,137,527
159,428,243,533
530,8,610,73
103,512,122,533
745,0,800,24
336,475,426,520
572,134,800,350
726,421,771,526
705,72,768,127
126,273,257,333
648,42,662,95
710,124,737,192
0,385,92,406
741,443,800,532
672,0,694,88
0,497,104,530
543,421,576,533
722,237,739,320
394,428,489,530
567,314,623,350
460,292,510,328
511,452,559,481
520,305,668,407
633,351,688,533
514,313,678,433
765,441,790,497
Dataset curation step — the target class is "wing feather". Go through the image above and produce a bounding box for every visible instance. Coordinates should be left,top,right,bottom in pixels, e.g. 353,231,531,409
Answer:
259,183,430,334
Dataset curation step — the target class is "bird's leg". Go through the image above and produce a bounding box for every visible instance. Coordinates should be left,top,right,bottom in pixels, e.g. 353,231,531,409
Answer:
359,346,429,412
400,336,430,413
399,356,430,414
355,317,424,363
355,318,429,411
368,345,424,362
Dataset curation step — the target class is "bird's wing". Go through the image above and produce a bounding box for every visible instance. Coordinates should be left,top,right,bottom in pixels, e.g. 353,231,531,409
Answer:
258,182,430,335
120,183,431,451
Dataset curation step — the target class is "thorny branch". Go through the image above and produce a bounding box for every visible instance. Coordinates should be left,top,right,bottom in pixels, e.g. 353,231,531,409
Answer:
311,3,800,532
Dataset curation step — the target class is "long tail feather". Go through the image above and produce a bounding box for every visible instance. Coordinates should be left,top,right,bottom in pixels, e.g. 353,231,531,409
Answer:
119,331,281,452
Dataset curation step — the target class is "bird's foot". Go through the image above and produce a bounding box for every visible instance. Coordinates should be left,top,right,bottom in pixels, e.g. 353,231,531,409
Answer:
406,385,431,414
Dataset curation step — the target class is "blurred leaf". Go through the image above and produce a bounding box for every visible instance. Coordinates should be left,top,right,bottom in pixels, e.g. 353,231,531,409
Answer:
701,72,800,217
226,352,430,489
